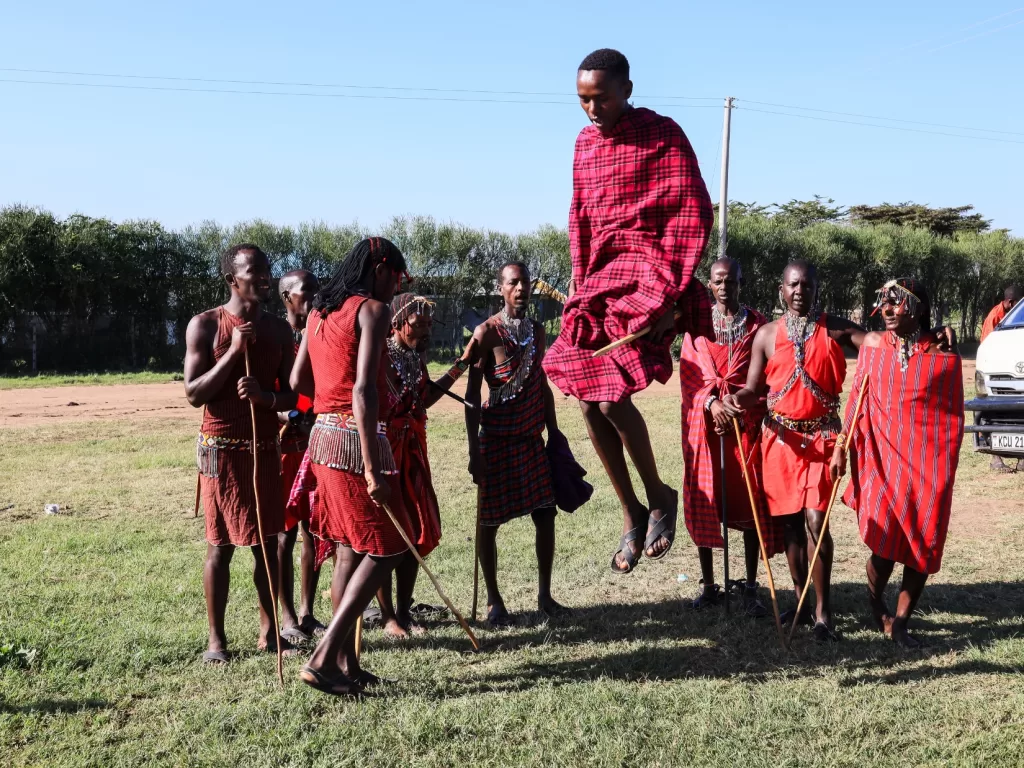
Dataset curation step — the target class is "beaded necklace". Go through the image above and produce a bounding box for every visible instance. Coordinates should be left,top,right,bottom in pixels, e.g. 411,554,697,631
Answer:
386,336,424,406
488,309,535,406
712,304,748,362
890,328,922,373
767,310,839,414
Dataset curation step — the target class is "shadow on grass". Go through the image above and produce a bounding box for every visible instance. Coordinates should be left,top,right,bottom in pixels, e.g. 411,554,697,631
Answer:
0,698,111,715
399,579,1024,696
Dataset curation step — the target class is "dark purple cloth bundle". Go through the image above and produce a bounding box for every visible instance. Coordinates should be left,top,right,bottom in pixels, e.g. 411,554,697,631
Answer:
545,430,593,513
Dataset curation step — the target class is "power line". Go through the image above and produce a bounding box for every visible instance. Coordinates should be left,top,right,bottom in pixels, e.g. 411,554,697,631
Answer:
739,106,1024,145
924,17,1024,54
741,100,1024,137
0,67,720,101
869,7,1024,60
0,77,719,107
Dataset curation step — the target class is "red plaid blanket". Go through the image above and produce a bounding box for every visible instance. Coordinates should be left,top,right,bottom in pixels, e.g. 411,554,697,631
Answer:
843,339,964,574
678,310,784,555
544,107,713,403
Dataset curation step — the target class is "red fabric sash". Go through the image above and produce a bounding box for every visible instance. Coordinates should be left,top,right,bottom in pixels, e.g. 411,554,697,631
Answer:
388,415,441,557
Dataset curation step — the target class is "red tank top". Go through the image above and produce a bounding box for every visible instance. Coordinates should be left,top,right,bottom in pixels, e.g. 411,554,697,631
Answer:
201,308,282,440
308,296,393,417
765,313,846,420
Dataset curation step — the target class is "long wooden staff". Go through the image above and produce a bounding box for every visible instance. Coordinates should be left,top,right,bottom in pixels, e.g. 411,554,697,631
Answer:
192,475,201,518
719,434,730,614
354,615,363,661
380,500,480,651
471,489,481,623
245,348,284,684
787,372,870,643
733,418,787,650
592,310,683,358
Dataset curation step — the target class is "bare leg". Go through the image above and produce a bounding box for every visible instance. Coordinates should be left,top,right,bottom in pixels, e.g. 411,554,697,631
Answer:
891,565,928,648
580,400,647,570
743,528,760,586
780,513,812,625
866,553,896,634
376,571,407,639
687,546,721,609
306,547,404,681
532,507,567,615
990,455,1013,473
805,507,834,631
204,543,233,655
251,541,293,652
596,399,675,558
394,555,422,631
297,521,325,635
478,523,511,625
277,527,300,630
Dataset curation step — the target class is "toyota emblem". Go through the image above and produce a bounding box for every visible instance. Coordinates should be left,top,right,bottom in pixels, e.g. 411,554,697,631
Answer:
1017,361,1024,375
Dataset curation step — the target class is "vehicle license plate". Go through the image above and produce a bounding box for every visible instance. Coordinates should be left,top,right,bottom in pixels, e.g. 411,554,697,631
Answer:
992,433,1024,453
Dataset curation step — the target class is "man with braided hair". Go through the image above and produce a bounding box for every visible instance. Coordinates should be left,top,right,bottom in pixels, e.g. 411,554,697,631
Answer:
290,237,413,695
375,293,476,638
543,48,714,575
830,278,964,648
466,261,567,626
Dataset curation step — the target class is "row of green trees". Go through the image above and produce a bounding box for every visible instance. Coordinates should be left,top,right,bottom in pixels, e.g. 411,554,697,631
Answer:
1,201,1021,372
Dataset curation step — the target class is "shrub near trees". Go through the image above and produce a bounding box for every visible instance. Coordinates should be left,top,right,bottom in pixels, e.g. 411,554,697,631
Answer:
0,200,1021,373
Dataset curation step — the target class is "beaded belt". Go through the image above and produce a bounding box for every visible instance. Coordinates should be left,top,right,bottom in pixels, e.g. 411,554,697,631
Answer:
307,413,397,475
764,410,841,436
196,432,280,478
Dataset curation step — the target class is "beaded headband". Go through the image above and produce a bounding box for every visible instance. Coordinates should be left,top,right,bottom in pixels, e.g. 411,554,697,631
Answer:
391,295,435,327
872,278,921,317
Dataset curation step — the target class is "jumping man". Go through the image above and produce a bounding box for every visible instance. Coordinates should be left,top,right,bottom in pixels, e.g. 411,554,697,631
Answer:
543,48,714,575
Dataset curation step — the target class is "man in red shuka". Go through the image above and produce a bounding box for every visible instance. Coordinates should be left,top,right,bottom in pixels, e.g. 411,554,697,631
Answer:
275,269,325,645
830,278,964,649
543,48,714,576
184,244,301,664
678,258,784,615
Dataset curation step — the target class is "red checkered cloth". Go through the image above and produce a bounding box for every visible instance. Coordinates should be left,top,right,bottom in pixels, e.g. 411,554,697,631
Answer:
843,336,964,574
678,309,784,555
479,327,555,526
544,107,714,403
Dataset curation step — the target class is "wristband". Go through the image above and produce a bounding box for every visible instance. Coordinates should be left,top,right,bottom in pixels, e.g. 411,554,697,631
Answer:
835,433,848,450
269,392,278,411
445,357,470,381
705,395,718,412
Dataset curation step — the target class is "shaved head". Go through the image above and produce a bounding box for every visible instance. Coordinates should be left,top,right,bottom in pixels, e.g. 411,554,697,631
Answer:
1005,285,1022,303
710,257,742,281
280,269,318,297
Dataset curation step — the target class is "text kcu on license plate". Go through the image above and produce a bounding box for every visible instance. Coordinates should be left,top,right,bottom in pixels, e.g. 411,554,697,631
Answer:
992,433,1024,452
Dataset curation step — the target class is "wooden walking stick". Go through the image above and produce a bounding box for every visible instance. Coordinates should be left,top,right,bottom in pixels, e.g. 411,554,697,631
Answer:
471,489,481,622
192,475,201,518
591,310,683,358
245,348,284,685
733,418,787,650
354,615,363,661
380,500,480,651
787,373,870,643
719,434,730,614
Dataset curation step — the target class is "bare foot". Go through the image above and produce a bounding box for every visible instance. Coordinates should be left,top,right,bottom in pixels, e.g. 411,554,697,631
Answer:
382,618,409,639
539,597,572,618
257,635,302,657
299,615,327,638
869,594,895,635
612,505,648,573
891,620,923,649
644,486,678,560
486,603,515,628
395,614,428,636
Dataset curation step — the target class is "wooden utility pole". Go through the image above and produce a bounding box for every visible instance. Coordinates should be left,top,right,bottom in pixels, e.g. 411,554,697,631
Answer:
718,97,735,258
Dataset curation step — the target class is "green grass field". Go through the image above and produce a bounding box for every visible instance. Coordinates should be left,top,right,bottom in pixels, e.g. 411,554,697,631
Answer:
0,372,184,390
2,393,1023,767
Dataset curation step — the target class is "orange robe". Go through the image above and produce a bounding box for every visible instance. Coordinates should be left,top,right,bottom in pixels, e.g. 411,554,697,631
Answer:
760,314,846,516
980,303,1006,342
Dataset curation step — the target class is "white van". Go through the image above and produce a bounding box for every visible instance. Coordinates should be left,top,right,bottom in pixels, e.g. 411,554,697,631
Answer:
968,299,1024,459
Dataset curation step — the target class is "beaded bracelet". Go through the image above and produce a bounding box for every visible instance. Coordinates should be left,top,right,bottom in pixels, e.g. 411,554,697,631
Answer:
445,357,470,381
834,432,848,450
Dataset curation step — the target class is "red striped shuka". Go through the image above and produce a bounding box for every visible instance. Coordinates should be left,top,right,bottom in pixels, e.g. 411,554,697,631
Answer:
543,107,714,404
479,320,555,527
281,337,314,531
678,308,785,555
842,334,964,574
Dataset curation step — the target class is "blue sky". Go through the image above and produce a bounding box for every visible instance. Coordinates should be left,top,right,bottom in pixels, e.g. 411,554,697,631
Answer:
2,1,1022,234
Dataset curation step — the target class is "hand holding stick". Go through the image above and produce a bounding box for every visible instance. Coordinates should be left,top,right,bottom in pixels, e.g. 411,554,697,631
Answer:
787,373,870,643
733,418,787,650
592,310,683,358
245,348,284,685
